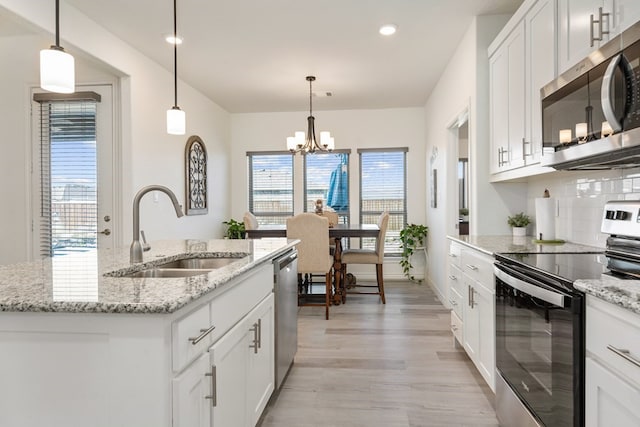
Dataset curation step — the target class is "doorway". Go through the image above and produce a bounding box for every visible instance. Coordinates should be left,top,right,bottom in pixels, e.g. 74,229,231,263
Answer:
447,109,470,236
30,84,116,258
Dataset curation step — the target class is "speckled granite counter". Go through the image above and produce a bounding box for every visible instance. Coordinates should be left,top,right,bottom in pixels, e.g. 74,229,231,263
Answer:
575,277,640,315
448,235,603,256
0,238,297,314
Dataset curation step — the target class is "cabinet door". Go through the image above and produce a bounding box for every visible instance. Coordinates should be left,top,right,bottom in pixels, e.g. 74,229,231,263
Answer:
606,0,640,38
526,0,556,165
173,353,212,427
490,45,510,174
475,283,496,392
247,294,275,426
558,0,606,73
507,22,526,169
462,277,480,362
586,357,640,427
210,316,250,427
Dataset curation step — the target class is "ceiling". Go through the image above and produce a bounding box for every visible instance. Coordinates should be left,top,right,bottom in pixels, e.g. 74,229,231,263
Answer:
12,0,524,113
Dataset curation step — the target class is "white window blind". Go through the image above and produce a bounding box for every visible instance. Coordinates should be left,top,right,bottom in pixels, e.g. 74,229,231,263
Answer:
303,151,350,224
34,92,100,257
247,152,294,224
359,148,408,254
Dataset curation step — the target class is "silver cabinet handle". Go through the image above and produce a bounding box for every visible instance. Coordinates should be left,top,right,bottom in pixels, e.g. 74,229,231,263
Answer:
467,285,471,307
188,325,216,345
607,345,640,368
591,7,610,47
522,138,532,159
448,275,457,280
249,322,259,354
449,299,457,306
449,253,457,258
257,318,262,349
465,264,478,271
452,325,458,331
470,287,476,309
204,365,217,407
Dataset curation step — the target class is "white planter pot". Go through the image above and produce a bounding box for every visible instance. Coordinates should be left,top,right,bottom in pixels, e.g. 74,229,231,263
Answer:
512,226,527,237
409,247,427,281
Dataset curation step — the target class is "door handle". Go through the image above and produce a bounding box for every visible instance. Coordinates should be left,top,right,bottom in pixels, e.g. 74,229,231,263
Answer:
98,229,111,236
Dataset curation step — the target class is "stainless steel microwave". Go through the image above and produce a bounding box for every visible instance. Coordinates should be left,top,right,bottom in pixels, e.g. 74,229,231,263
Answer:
541,20,640,170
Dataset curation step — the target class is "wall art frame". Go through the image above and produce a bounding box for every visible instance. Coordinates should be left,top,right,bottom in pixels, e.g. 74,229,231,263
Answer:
184,135,208,215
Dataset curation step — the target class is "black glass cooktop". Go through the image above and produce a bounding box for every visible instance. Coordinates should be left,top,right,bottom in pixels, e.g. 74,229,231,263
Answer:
495,252,609,283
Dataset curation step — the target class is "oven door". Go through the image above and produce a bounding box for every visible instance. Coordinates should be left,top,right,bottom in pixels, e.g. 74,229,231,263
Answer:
494,263,584,427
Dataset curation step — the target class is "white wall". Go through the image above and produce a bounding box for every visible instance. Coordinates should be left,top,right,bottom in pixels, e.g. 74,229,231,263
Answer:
230,108,426,279
0,1,231,263
423,15,528,302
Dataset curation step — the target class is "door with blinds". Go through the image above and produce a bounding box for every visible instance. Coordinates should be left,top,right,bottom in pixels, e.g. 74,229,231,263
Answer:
31,85,115,258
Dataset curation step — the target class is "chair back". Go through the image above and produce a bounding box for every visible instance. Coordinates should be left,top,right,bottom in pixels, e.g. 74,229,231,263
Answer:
322,211,339,227
243,211,259,230
375,211,390,263
286,213,332,274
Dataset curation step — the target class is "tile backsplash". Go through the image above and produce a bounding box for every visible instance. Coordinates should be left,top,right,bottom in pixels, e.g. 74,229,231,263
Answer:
527,168,640,248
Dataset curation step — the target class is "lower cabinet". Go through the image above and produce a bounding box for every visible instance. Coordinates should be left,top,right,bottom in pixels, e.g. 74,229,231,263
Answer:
173,354,213,427
586,358,640,427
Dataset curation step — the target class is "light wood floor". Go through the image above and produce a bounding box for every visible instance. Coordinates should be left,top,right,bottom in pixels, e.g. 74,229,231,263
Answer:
259,280,499,427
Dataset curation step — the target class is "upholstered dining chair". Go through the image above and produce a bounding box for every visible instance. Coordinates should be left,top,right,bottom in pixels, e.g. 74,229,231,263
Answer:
341,211,389,304
243,211,259,237
286,213,333,320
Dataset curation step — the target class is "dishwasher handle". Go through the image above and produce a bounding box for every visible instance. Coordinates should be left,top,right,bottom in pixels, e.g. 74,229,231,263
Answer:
277,250,298,270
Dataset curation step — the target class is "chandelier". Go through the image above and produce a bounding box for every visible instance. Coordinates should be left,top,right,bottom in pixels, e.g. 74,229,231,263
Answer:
287,76,335,153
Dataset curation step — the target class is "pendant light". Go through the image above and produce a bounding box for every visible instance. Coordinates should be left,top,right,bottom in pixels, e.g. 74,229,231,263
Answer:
40,0,75,94
287,76,335,153
167,0,186,135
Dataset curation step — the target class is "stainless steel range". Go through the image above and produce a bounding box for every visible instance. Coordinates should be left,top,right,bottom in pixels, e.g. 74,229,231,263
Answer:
493,200,640,427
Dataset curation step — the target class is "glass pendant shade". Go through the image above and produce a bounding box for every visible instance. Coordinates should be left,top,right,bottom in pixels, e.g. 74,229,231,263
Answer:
167,107,186,135
40,47,75,93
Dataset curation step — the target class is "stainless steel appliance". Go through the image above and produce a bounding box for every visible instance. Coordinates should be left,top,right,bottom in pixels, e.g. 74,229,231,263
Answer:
541,20,640,170
273,249,298,391
494,200,640,426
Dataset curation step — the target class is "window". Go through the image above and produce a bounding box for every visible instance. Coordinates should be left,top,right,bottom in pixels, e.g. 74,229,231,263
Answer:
247,152,294,224
33,92,101,257
359,148,408,254
303,151,350,224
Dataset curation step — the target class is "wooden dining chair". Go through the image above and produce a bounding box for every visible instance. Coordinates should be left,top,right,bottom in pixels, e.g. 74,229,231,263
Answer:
243,211,259,238
286,213,333,319
341,211,389,304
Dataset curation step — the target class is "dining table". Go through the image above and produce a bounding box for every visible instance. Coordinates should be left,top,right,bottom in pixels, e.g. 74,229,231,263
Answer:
245,223,379,305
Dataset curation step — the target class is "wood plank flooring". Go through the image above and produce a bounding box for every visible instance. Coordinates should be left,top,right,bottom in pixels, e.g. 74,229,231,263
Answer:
259,280,499,427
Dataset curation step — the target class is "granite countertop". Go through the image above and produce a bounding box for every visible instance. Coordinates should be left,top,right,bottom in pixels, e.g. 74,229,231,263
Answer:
575,277,640,316
0,238,297,315
448,234,603,256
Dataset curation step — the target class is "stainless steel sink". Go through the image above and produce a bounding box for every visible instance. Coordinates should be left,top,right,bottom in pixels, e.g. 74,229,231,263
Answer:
123,268,213,278
157,257,241,269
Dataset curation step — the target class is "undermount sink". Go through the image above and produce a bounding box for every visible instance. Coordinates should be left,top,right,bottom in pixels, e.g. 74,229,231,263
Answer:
108,255,247,279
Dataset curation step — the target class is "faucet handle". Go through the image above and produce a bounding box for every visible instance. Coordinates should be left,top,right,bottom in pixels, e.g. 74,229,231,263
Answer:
140,230,151,252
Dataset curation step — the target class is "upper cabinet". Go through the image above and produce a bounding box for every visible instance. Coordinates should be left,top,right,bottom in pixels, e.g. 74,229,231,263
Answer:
558,0,640,74
489,0,556,177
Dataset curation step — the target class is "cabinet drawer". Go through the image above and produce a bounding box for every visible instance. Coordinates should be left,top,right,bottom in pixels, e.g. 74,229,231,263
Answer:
461,248,494,290
210,263,272,345
448,264,464,319
172,303,213,372
448,242,462,268
587,296,640,387
451,311,463,344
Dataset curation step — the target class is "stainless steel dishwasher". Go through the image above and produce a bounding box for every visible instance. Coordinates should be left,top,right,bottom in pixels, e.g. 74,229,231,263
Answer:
273,249,298,390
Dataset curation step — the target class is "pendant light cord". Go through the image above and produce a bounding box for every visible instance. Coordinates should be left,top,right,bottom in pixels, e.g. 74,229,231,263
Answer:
173,0,178,108
55,0,60,48
309,78,313,116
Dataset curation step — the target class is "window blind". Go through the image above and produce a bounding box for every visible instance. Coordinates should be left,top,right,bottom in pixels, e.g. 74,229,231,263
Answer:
247,152,294,225
34,93,99,257
303,151,350,224
359,148,408,254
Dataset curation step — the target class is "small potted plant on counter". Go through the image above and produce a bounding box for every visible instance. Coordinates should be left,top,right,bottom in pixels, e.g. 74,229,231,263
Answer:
223,218,246,239
399,223,428,283
459,208,469,222
507,212,531,237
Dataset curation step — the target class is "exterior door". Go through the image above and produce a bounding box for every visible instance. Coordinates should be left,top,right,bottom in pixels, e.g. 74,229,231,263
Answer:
31,84,115,258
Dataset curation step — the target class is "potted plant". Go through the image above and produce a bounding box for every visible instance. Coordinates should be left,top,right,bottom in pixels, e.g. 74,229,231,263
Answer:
459,208,469,222
222,218,246,239
507,212,531,237
399,223,428,282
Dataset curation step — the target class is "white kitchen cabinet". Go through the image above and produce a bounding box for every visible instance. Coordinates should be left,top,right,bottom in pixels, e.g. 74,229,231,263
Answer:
173,353,213,427
585,295,640,427
607,0,640,37
490,21,526,173
209,293,274,427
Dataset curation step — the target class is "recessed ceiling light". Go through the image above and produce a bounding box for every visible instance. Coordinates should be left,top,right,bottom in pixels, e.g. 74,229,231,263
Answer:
379,24,397,36
164,34,183,45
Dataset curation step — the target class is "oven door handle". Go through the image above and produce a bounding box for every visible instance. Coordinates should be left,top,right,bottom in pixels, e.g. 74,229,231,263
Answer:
494,265,565,307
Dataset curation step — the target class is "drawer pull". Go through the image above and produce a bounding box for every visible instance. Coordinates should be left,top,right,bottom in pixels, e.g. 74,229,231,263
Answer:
449,299,457,306
250,322,259,354
448,275,457,280
449,253,457,258
188,325,216,345
465,264,478,271
452,325,458,331
607,345,640,368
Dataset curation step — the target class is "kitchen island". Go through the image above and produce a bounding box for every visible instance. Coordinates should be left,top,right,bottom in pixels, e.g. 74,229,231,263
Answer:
0,238,297,427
